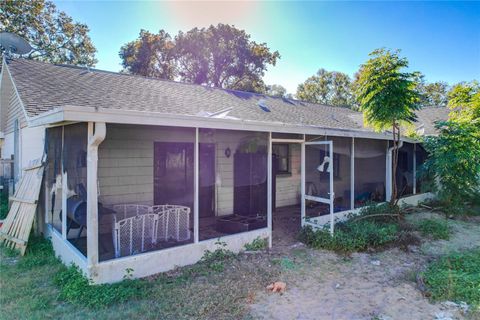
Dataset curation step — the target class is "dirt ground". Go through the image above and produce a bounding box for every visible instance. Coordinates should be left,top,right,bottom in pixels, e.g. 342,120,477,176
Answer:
249,210,480,320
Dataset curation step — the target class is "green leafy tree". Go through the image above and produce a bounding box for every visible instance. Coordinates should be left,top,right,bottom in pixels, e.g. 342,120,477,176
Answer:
447,81,480,123
296,68,355,108
353,48,421,204
418,80,450,107
0,0,97,66
119,24,280,93
119,30,176,79
266,84,287,98
422,121,480,209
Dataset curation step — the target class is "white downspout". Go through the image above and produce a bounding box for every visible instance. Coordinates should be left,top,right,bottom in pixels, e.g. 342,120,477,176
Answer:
386,140,403,202
86,122,106,276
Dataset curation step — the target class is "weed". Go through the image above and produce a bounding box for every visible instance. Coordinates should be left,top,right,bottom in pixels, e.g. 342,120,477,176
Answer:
199,241,236,272
298,204,410,253
421,249,480,308
244,237,268,251
0,192,9,219
415,219,451,240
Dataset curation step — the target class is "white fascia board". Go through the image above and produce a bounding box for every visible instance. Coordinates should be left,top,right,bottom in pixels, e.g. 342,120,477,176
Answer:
28,105,420,143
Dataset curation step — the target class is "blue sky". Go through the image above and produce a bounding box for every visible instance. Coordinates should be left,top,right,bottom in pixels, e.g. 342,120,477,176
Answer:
54,1,480,94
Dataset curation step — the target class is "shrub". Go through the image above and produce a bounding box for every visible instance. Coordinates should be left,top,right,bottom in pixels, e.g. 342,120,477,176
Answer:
298,220,398,254
421,120,480,211
415,219,450,240
244,237,268,251
422,249,480,307
197,241,236,273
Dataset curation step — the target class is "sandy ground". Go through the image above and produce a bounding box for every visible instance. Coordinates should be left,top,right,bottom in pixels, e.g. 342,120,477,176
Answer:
250,211,480,320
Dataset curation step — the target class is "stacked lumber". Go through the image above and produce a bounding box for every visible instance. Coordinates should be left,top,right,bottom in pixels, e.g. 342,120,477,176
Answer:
0,159,44,255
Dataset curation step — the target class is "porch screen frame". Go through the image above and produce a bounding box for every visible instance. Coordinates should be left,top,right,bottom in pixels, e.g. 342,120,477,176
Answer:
303,140,335,234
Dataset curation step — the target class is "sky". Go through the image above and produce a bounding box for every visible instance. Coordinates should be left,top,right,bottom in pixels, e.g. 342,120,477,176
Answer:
54,1,480,94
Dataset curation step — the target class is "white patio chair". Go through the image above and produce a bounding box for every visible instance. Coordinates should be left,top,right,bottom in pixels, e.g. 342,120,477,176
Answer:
112,213,158,258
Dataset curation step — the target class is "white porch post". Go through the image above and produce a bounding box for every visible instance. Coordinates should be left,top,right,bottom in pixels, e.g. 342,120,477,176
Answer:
386,141,393,202
300,135,305,227
267,132,273,248
61,127,67,239
329,140,334,235
86,122,106,269
413,143,417,194
194,128,199,243
350,137,355,210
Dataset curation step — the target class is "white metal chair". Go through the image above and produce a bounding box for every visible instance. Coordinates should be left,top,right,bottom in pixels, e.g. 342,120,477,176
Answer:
112,213,158,258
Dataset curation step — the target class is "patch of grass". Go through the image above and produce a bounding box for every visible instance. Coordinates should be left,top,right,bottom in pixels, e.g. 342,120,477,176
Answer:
299,221,399,254
422,249,480,308
1,236,277,319
299,204,414,253
244,237,268,251
415,219,451,240
0,192,9,219
54,264,151,308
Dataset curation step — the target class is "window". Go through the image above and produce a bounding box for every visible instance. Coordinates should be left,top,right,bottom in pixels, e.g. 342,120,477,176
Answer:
273,144,290,174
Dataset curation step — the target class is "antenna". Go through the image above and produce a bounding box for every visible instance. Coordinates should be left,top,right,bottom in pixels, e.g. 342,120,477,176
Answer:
0,32,32,58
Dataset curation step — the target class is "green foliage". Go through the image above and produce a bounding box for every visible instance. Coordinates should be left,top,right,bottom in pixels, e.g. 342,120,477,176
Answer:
422,120,480,208
0,192,8,220
0,0,97,66
54,264,150,308
120,24,280,93
414,219,450,240
298,221,398,254
354,48,421,203
299,204,409,253
353,48,421,132
422,249,480,307
296,68,355,108
198,241,236,273
417,79,450,107
448,81,480,123
244,237,268,251
266,84,288,98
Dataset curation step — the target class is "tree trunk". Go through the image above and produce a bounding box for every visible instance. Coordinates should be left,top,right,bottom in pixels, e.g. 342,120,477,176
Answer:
390,122,400,206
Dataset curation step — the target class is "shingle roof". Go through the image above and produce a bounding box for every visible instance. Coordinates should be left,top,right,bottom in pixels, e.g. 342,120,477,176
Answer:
4,58,449,135
5,58,367,131
414,106,451,135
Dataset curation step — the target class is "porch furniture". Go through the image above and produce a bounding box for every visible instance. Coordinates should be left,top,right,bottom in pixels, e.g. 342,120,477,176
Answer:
216,214,266,234
112,213,158,258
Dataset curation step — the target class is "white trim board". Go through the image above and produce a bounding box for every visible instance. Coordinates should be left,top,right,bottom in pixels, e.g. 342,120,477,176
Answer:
28,105,418,143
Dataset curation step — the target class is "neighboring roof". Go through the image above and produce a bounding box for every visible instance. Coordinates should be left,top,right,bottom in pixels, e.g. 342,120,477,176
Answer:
5,58,365,131
414,106,451,135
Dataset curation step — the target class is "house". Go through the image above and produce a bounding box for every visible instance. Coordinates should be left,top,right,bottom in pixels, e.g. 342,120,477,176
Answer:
0,57,444,283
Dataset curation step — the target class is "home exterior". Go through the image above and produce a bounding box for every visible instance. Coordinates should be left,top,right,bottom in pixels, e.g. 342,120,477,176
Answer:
0,58,443,284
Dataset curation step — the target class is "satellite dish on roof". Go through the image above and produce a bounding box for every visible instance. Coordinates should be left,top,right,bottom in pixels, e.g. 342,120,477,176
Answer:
0,32,32,56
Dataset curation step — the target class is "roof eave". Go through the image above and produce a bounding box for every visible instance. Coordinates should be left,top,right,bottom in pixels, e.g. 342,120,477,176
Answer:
28,105,419,143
